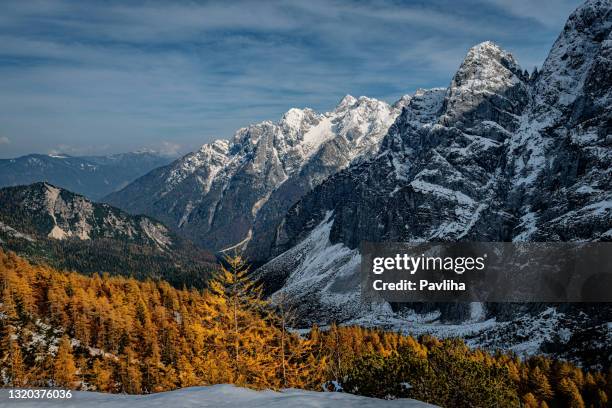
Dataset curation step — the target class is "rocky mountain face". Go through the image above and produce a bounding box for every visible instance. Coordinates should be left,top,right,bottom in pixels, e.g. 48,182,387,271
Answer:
0,182,216,287
105,95,404,256
0,152,173,200
257,0,612,365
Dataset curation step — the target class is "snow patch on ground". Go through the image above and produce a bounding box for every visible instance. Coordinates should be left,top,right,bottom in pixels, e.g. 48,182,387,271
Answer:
0,385,435,407
347,306,570,359
263,212,393,323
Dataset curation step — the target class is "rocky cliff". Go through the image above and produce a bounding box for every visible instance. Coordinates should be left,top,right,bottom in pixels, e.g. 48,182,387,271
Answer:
257,0,612,366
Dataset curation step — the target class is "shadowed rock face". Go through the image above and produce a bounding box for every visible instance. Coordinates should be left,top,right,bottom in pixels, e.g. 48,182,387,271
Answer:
105,95,406,254
257,0,612,365
270,41,532,257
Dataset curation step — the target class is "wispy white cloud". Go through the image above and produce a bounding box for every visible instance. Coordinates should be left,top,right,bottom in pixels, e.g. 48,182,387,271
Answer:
48,143,110,156
0,0,582,158
483,0,581,28
0,136,10,145
155,141,182,157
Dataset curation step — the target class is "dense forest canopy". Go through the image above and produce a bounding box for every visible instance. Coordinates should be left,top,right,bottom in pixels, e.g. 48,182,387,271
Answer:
0,250,609,407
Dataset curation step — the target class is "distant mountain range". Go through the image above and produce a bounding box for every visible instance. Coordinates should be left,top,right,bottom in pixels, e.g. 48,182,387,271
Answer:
0,151,173,200
0,182,216,287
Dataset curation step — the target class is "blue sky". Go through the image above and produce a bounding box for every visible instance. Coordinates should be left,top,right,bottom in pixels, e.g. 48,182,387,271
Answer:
0,0,582,158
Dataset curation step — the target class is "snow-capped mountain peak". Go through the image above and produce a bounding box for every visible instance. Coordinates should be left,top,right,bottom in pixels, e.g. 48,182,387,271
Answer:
440,41,529,132
536,0,611,109
254,1,612,366
164,139,230,194
462,41,521,72
105,93,405,253
278,108,323,145
335,94,359,111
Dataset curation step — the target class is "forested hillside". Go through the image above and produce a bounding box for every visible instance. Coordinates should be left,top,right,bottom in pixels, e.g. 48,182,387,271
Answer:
0,183,217,288
1,250,609,407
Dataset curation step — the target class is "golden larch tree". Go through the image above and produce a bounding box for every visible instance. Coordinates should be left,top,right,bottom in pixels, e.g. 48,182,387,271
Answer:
53,336,78,389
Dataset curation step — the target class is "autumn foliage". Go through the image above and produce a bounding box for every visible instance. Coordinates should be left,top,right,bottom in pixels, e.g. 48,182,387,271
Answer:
0,250,609,407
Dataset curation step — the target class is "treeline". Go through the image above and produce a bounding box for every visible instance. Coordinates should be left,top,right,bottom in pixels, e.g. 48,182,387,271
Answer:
0,250,609,407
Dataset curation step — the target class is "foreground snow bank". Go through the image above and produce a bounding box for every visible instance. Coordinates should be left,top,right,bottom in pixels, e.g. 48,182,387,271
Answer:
0,384,436,407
